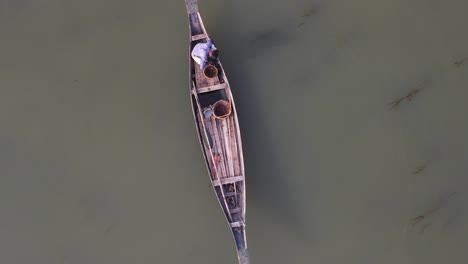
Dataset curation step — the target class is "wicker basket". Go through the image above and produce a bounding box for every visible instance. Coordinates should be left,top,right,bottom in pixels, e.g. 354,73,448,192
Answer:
203,64,218,78
213,100,231,119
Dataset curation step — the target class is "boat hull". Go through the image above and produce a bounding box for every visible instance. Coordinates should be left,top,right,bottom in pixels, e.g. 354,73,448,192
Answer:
184,1,249,263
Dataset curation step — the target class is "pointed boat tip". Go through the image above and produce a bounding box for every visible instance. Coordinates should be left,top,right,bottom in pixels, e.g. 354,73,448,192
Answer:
185,0,199,14
237,248,250,264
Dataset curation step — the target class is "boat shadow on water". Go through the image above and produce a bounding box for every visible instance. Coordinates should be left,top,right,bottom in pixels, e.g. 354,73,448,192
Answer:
208,3,315,246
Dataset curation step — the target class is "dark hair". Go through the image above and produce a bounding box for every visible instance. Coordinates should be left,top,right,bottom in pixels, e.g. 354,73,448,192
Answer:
211,49,219,58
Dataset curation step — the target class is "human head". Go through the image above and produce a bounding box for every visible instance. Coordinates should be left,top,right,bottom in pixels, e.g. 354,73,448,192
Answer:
210,49,219,58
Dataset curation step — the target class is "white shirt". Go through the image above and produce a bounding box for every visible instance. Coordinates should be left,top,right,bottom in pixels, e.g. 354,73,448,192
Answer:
191,41,216,68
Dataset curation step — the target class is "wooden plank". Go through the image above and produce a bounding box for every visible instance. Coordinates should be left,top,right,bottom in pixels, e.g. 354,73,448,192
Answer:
221,117,235,177
196,12,207,34
192,33,207,41
197,83,227,93
202,119,218,180
213,175,244,186
209,116,228,178
215,119,230,178
229,115,241,176
230,208,242,214
229,221,245,228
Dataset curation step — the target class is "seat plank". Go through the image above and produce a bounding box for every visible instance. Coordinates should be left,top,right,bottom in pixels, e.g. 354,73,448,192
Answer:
197,83,227,93
213,175,244,186
230,221,245,227
192,33,207,41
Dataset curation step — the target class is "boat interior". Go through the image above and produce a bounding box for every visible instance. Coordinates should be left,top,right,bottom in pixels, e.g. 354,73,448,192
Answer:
189,15,245,219
186,6,249,261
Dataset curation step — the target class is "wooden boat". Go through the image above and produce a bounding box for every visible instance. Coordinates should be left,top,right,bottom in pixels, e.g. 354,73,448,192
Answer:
184,1,250,263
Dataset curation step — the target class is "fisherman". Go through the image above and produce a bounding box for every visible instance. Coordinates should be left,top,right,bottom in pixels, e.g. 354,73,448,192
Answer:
191,39,218,69
207,49,219,64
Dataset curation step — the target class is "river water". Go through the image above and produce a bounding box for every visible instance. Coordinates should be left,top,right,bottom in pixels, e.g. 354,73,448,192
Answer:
1,0,467,263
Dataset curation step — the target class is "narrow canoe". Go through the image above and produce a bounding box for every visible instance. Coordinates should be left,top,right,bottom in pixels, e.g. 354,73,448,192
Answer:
184,1,250,263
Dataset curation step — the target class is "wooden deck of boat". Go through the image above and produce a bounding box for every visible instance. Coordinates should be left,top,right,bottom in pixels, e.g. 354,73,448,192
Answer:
204,113,242,180
191,86,245,222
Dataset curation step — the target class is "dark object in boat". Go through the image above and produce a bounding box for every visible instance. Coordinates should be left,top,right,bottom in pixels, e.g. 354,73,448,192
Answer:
213,100,232,119
203,64,218,78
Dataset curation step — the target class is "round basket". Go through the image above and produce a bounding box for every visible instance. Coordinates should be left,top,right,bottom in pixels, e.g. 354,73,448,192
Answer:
203,64,218,78
212,100,232,119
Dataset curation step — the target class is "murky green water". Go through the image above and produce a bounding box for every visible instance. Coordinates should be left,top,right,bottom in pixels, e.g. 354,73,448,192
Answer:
1,0,467,263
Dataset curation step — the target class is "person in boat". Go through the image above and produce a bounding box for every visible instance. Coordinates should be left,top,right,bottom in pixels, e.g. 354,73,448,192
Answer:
191,39,218,69
207,49,219,64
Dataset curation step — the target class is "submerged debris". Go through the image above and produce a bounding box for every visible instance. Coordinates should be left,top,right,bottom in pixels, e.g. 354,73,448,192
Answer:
388,77,431,110
453,57,468,68
302,7,319,18
297,6,320,28
419,222,432,235
412,161,430,175
406,192,457,234
388,88,421,109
